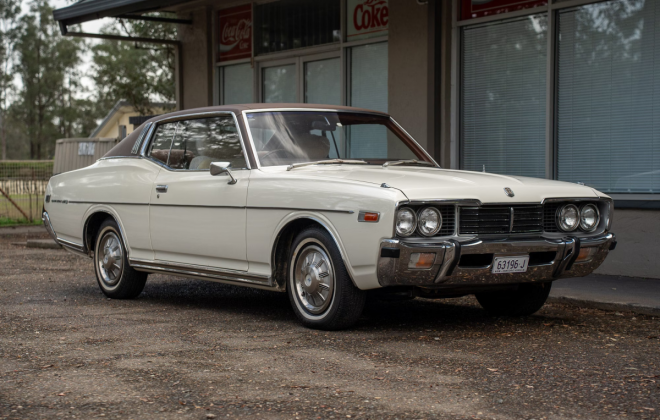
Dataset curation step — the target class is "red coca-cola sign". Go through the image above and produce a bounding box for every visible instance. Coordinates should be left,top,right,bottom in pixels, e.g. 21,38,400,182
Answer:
460,0,547,20
217,4,252,62
347,0,389,41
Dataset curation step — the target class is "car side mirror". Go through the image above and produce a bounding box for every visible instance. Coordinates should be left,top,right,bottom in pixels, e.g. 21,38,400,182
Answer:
210,162,237,185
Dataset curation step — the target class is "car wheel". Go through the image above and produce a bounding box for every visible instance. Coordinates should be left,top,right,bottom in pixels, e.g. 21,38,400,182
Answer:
475,282,552,316
93,219,147,299
287,227,366,330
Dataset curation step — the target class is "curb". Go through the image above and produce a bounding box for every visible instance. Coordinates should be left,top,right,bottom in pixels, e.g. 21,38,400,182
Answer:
548,296,660,317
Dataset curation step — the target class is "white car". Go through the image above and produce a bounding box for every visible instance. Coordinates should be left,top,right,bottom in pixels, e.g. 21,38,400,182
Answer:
43,104,617,330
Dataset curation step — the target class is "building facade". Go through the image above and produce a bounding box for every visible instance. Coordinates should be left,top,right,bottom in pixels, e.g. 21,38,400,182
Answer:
53,0,660,278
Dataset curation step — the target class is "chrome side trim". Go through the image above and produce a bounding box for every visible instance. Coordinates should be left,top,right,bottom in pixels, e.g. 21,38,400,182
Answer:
57,237,87,256
250,206,354,214
139,121,158,156
51,200,355,214
389,117,440,167
131,122,152,155
128,258,283,292
98,156,144,161
69,201,149,206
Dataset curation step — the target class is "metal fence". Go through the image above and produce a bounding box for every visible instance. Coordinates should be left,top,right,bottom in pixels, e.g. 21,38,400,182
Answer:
0,161,53,223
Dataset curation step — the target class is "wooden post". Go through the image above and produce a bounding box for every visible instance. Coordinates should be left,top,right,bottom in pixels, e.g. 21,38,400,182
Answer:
0,185,30,221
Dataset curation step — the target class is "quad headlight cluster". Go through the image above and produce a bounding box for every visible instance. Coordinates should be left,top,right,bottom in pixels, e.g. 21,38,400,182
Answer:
556,203,600,232
396,207,443,237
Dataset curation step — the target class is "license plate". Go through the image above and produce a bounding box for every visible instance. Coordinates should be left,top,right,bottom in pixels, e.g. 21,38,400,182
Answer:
492,256,529,274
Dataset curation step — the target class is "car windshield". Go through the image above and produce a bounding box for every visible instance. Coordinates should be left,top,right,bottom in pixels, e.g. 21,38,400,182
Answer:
245,111,431,167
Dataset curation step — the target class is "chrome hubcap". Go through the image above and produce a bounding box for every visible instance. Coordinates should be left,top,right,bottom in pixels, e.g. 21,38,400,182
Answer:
98,232,123,287
294,244,334,314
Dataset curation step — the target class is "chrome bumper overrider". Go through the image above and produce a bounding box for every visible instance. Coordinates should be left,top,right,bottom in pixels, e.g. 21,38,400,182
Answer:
377,233,616,288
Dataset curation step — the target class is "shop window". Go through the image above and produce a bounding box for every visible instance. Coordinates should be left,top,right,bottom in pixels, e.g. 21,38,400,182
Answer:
222,63,253,105
557,0,660,193
305,58,341,105
461,15,547,178
255,0,340,55
263,65,297,103
349,42,388,158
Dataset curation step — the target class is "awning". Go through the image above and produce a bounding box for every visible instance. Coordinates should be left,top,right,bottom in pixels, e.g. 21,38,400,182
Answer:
53,0,192,34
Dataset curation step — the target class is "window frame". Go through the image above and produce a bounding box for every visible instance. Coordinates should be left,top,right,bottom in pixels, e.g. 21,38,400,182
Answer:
451,0,660,201
140,111,252,172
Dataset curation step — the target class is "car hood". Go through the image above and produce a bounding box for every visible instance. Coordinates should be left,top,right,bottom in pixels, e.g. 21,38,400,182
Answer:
280,165,601,203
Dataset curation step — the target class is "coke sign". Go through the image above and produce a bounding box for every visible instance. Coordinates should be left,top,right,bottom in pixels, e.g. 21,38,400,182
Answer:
460,0,547,20
217,4,252,62
347,0,389,41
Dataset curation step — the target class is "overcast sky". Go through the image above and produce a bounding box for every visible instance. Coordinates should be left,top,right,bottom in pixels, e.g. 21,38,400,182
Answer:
41,1,117,99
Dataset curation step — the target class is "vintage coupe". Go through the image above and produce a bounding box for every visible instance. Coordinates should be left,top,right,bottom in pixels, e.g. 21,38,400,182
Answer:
43,104,616,329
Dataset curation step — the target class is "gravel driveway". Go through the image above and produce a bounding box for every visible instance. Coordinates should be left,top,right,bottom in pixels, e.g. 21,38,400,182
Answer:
1,233,658,419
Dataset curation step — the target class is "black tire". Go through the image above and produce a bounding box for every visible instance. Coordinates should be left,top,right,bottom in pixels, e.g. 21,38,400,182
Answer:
475,282,552,316
93,219,147,299
287,227,366,330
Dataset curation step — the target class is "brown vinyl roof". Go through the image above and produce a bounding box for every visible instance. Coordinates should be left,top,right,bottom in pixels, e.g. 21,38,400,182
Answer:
143,103,389,124
104,104,389,159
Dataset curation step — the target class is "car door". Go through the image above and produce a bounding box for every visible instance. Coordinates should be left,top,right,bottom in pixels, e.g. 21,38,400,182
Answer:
146,114,251,271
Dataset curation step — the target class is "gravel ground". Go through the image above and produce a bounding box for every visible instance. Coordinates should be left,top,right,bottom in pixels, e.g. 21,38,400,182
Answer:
1,233,658,420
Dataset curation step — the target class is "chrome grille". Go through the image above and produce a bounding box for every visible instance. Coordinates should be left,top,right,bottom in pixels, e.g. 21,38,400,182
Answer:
437,205,456,236
459,205,544,235
543,203,562,233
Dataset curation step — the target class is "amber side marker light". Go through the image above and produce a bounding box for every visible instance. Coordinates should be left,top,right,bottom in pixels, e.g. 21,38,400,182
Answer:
358,211,380,222
408,252,436,269
575,247,596,263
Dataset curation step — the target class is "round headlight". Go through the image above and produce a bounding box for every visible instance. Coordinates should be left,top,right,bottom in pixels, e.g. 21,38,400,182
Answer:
396,207,417,237
557,204,580,232
580,204,600,232
417,207,442,237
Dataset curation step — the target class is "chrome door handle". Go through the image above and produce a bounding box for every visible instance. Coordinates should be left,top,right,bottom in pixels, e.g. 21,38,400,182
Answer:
155,185,168,193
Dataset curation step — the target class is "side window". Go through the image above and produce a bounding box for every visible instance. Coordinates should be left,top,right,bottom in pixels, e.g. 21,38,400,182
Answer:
173,116,248,171
147,123,178,165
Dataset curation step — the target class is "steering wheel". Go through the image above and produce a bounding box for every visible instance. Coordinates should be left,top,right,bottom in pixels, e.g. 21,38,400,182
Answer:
260,149,292,165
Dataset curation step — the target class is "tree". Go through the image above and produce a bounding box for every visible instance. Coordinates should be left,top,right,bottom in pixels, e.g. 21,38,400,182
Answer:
0,0,21,160
92,14,177,115
13,0,87,159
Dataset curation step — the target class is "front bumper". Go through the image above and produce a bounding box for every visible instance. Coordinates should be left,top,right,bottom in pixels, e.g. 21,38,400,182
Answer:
377,233,616,288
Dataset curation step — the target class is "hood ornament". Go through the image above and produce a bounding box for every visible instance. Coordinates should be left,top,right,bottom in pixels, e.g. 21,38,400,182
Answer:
504,187,515,197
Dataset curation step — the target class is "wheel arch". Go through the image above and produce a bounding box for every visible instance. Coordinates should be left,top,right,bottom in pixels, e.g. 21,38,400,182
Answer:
82,207,131,258
270,215,357,291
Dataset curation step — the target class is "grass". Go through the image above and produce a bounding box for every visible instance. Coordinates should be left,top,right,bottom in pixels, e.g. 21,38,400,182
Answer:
0,216,42,227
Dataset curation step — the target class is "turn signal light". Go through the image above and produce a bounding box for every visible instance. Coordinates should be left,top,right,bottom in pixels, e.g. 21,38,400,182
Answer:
363,212,379,222
408,252,436,269
575,247,595,263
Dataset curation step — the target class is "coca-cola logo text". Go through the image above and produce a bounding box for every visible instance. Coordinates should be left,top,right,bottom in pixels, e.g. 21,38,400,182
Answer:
353,0,389,31
221,19,251,45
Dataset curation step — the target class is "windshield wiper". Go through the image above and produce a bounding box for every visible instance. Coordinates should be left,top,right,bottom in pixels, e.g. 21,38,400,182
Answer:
286,159,368,171
382,159,436,168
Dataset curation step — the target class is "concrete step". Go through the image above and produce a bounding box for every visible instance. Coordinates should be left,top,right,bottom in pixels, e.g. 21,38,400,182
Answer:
550,274,660,316
11,239,62,249
0,225,46,236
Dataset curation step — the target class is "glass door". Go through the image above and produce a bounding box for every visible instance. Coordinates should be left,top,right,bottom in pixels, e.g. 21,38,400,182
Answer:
259,52,340,105
303,53,341,106
262,62,297,103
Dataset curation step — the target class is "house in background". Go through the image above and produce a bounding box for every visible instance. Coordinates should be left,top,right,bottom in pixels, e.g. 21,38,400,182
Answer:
90,100,176,139
52,101,175,174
